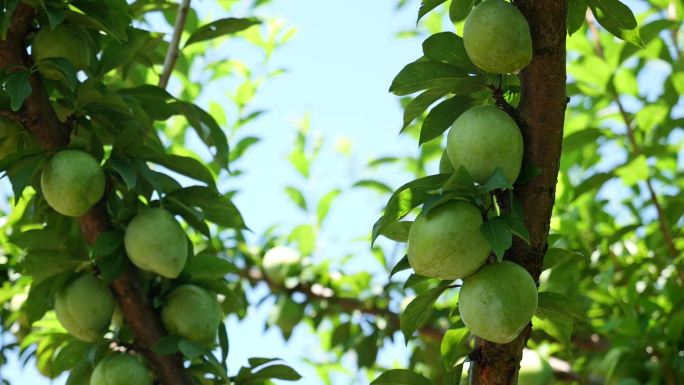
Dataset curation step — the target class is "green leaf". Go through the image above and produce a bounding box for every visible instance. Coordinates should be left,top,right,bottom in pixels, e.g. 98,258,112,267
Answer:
185,17,261,47
563,128,603,154
538,291,586,321
248,357,281,369
390,255,411,278
24,279,53,324
184,253,237,280
12,228,66,251
572,172,614,201
403,274,430,289
4,70,32,111
422,32,477,72
500,213,530,244
284,186,307,211
69,0,131,41
381,221,413,243
588,0,642,46
356,333,379,368
418,0,448,22
371,369,436,385
479,217,512,261
243,364,302,384
289,224,316,256
98,249,125,284
400,282,450,343
178,339,208,359
152,335,182,355
533,307,574,346
165,186,246,230
352,179,394,194
22,250,89,284
230,136,260,163
440,328,471,369
402,90,448,131
567,0,588,35
420,96,475,144
66,362,93,385
615,154,649,186
92,231,124,257
619,19,679,62
372,174,450,244
479,168,515,192
35,57,78,88
317,189,340,224
0,0,20,39
219,322,230,369
145,152,216,188
175,102,230,169
542,247,584,271
449,0,475,21
52,340,91,373
6,152,46,201
390,59,470,96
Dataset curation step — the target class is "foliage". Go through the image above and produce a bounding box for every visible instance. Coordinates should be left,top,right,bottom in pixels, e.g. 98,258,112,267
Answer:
0,0,682,385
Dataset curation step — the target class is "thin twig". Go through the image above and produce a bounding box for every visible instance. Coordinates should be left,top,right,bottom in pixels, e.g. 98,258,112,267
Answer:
586,14,680,261
159,0,191,89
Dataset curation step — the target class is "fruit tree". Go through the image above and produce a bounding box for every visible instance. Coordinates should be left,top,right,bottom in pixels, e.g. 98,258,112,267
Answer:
0,0,682,385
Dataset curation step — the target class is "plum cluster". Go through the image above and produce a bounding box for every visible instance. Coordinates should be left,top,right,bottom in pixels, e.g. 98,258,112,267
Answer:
38,148,225,381
407,0,538,345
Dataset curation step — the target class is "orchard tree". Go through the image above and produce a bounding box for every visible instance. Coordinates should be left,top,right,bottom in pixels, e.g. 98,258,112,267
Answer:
365,0,683,384
0,0,301,384
0,0,682,385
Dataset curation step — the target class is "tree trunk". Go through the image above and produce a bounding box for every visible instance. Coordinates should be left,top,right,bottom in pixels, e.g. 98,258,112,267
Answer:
470,1,568,384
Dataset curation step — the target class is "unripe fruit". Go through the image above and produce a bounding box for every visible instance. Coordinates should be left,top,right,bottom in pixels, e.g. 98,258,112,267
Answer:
463,0,532,74
124,208,188,279
407,201,490,280
90,354,153,385
447,105,523,184
161,284,222,345
262,246,301,284
32,24,91,80
459,261,538,344
40,150,105,217
518,349,553,385
54,274,114,342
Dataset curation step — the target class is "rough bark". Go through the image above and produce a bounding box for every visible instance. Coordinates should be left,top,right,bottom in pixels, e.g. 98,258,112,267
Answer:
471,1,568,384
2,5,193,385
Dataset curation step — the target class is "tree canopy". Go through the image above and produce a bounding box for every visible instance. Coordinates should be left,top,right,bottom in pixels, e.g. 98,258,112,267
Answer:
0,1,682,385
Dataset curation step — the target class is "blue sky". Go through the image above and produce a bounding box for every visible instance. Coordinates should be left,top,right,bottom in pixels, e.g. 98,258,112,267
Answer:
2,0,431,384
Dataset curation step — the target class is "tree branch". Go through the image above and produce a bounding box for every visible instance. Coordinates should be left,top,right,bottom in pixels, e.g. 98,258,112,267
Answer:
158,0,191,89
1,4,193,385
586,14,680,263
470,1,568,384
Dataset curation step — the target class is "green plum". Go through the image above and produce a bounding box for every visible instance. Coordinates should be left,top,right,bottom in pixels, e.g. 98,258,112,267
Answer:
90,353,153,385
124,208,188,279
463,0,532,74
40,150,105,217
54,274,114,342
262,246,301,284
161,284,222,345
407,201,490,280
447,105,523,184
459,261,538,344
